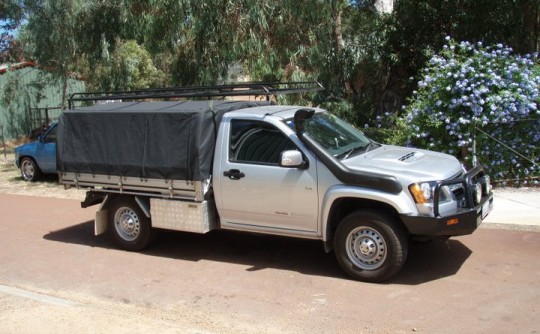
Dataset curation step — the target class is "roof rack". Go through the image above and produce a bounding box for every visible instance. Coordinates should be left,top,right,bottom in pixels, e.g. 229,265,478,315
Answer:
68,82,324,109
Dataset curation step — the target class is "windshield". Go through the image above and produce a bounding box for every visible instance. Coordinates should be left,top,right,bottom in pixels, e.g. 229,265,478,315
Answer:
285,112,375,159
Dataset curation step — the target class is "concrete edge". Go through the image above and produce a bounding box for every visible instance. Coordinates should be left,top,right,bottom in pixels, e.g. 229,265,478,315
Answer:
480,223,540,233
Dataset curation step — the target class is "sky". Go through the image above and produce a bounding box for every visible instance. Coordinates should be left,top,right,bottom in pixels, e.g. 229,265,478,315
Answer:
0,19,23,37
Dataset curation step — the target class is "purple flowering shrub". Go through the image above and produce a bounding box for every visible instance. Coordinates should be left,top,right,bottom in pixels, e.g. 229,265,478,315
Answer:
402,38,540,186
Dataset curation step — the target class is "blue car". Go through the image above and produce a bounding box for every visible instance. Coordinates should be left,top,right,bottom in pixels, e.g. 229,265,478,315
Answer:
15,123,57,181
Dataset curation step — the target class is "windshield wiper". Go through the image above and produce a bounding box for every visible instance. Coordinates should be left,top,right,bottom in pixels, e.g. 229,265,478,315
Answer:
337,143,370,160
338,141,381,160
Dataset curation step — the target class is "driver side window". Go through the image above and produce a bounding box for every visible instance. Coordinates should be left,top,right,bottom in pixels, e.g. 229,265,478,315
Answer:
44,126,57,143
230,120,297,165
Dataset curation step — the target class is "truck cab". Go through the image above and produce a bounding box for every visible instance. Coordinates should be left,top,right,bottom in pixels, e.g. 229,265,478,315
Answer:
213,106,492,281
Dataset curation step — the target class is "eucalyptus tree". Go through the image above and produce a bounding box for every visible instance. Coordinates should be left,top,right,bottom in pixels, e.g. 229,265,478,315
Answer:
20,0,367,104
23,0,82,108
94,39,164,91
0,0,29,63
131,0,354,88
75,0,134,61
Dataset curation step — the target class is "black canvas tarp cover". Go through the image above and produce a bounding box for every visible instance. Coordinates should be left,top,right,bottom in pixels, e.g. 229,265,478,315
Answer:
57,100,268,181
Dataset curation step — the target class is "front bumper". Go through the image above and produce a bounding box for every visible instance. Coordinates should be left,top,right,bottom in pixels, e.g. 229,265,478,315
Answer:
401,165,494,237
401,193,493,237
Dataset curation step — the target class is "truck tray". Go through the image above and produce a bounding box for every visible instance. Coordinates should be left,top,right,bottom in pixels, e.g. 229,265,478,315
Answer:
60,172,207,201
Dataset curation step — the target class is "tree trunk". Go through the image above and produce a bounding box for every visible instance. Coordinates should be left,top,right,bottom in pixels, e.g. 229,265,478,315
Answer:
332,1,344,51
61,68,68,110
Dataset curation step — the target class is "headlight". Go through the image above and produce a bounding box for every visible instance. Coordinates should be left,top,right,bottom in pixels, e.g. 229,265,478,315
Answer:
409,181,452,204
409,181,457,216
473,183,483,204
409,182,435,204
480,175,492,195
471,175,491,205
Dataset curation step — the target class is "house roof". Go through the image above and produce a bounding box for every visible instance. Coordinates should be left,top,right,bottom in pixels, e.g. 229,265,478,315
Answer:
0,61,36,74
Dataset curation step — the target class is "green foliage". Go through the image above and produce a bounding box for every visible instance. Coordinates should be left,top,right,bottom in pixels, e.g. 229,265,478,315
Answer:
402,38,540,185
88,40,164,91
75,0,133,60
381,0,540,120
21,0,82,107
1,0,31,62
173,0,239,85
0,0,25,21
10,0,540,101
331,10,393,126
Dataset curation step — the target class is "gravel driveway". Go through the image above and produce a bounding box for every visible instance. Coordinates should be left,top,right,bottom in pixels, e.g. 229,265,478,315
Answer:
0,153,85,200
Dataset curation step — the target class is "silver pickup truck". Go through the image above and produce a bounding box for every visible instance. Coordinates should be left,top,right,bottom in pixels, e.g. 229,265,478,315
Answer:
58,83,493,282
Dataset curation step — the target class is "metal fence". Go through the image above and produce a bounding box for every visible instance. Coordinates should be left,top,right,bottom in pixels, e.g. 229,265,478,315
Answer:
1,124,6,160
28,107,62,139
472,119,539,186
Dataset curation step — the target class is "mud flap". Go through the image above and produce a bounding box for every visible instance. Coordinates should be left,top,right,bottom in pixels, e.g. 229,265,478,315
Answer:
95,209,108,236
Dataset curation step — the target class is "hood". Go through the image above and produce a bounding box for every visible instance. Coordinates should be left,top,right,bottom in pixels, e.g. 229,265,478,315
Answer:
15,141,38,154
342,145,462,183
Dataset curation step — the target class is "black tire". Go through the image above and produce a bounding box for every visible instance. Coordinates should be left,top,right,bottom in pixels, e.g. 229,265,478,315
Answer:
20,157,41,182
334,210,408,283
107,196,153,251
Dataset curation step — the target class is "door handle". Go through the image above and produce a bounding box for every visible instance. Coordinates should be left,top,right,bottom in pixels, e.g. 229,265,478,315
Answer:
224,169,245,180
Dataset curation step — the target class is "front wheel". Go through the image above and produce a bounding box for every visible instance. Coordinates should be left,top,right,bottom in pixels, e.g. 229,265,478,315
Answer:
108,196,153,251
334,210,408,283
20,157,40,182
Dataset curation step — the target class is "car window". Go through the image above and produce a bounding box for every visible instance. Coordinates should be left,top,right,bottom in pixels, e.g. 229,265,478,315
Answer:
285,112,371,158
229,120,297,165
45,126,57,143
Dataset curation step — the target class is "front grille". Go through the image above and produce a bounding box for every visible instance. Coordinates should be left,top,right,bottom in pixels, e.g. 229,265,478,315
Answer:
448,171,466,208
433,165,488,216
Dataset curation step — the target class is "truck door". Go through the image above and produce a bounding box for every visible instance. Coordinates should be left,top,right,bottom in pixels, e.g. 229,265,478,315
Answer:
35,124,57,173
218,119,319,234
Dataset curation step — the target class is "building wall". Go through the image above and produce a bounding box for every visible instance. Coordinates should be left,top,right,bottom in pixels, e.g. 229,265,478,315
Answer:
0,66,85,139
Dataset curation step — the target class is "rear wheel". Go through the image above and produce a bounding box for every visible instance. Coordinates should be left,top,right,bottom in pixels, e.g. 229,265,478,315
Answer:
20,157,40,182
334,210,408,283
108,196,153,251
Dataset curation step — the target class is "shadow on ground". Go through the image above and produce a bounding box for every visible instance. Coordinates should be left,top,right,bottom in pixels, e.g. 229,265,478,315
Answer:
44,220,472,285
11,173,59,183
4,170,59,183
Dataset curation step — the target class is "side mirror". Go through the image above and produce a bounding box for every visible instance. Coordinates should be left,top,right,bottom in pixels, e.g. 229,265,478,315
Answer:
280,150,307,169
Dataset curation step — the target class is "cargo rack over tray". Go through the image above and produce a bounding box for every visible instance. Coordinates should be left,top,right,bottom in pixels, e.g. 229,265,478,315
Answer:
67,81,324,109
59,82,324,201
